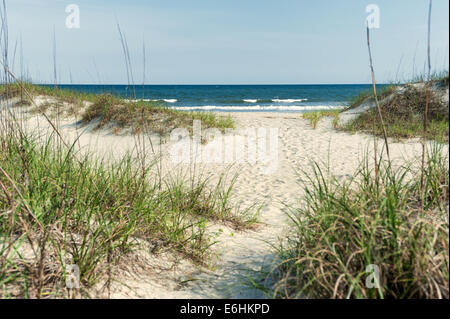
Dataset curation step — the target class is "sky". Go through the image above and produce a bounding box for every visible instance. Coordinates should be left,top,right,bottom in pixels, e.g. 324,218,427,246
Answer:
4,0,449,84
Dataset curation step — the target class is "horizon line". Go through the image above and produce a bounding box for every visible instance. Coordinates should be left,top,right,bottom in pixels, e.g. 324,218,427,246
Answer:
36,83,390,86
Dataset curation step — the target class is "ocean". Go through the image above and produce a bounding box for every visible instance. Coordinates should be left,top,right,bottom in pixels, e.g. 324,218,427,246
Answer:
48,84,384,113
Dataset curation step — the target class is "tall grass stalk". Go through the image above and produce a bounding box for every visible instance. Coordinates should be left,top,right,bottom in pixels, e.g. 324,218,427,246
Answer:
116,20,136,100
366,24,391,182
421,0,433,210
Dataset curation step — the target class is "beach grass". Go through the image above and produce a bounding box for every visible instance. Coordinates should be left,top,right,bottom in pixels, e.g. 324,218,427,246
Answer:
82,94,234,134
0,128,255,298
302,110,340,129
407,70,449,87
342,81,449,143
0,82,98,104
344,85,396,112
344,71,449,113
0,83,235,134
0,80,243,299
269,144,449,299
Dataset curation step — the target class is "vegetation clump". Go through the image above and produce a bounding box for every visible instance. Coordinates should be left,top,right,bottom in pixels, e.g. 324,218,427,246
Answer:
270,146,449,299
82,93,234,135
302,110,340,129
343,82,449,142
1,83,235,135
0,131,254,298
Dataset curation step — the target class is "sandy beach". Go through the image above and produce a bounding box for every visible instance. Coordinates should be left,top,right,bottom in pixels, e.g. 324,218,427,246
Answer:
8,102,444,298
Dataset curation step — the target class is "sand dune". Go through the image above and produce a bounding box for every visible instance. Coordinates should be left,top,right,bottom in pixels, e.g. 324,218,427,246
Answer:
4,102,447,298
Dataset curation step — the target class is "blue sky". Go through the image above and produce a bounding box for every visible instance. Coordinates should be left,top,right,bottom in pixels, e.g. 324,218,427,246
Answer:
5,0,449,84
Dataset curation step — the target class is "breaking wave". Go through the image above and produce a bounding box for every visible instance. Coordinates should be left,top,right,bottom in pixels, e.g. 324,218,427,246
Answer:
170,105,344,112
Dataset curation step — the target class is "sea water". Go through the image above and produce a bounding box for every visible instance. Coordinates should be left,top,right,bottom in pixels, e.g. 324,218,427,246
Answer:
44,84,384,113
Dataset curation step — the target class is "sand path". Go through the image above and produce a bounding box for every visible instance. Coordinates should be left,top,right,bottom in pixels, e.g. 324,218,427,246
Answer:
101,113,431,298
